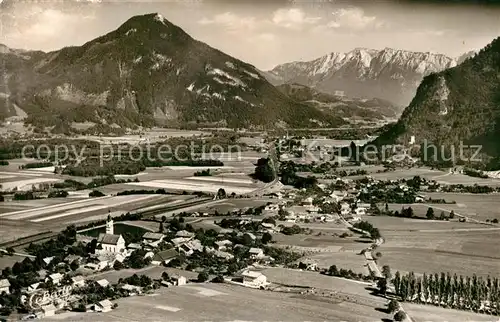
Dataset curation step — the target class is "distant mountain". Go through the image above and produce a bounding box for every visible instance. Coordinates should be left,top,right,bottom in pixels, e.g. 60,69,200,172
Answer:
276,83,400,122
0,13,344,132
375,38,500,165
265,48,459,106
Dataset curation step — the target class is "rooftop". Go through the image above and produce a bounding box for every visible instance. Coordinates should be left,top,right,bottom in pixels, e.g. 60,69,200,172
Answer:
97,233,122,245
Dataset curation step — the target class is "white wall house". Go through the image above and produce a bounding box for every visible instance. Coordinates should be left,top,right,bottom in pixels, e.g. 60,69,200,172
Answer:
241,270,268,288
0,279,10,294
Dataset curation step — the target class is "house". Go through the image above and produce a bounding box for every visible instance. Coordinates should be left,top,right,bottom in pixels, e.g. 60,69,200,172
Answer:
71,276,85,288
213,250,234,260
151,249,179,266
27,282,40,293
41,304,56,317
97,234,126,254
127,243,142,250
175,230,195,238
47,273,63,285
354,207,366,216
302,197,313,206
248,247,265,259
243,232,257,241
264,203,280,211
0,279,10,294
340,203,351,216
215,240,232,251
171,275,187,286
121,284,142,294
177,239,203,256
241,270,268,288
142,232,165,245
42,257,54,266
261,222,276,232
95,299,113,313
64,254,82,265
96,279,110,288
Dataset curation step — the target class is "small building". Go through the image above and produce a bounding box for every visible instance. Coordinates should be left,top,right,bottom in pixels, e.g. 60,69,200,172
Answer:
127,243,142,250
47,273,63,285
0,279,10,294
27,282,40,293
241,270,268,288
214,240,232,251
142,232,165,244
177,239,202,257
248,247,265,259
96,279,110,288
71,276,86,288
41,304,56,317
175,230,195,238
151,249,179,266
243,232,257,241
171,275,187,286
354,207,366,216
42,257,54,266
264,204,280,211
95,299,113,313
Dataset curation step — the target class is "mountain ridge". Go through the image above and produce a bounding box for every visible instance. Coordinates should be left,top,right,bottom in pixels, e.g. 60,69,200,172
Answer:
374,37,500,166
265,47,477,106
0,13,345,132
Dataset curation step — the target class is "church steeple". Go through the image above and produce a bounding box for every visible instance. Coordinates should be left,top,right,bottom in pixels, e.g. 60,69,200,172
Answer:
106,214,114,235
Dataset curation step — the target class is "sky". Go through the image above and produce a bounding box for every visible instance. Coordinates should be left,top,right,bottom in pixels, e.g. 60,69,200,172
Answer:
1,0,500,70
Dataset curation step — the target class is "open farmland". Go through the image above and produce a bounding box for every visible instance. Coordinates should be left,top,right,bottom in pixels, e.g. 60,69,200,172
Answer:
69,282,390,322
423,192,500,221
364,216,500,277
0,194,177,226
404,302,497,322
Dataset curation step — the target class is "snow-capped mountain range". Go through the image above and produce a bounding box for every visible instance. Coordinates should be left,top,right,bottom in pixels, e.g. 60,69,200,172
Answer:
264,48,478,106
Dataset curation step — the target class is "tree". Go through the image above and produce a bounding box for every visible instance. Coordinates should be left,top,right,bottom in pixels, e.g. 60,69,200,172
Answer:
212,275,224,283
385,203,389,212
439,211,447,220
261,232,273,244
449,210,455,219
197,271,209,282
161,215,167,223
426,207,435,219
113,260,124,270
377,278,388,295
159,222,164,233
387,299,400,313
217,188,227,199
394,310,407,322
70,260,80,271
89,190,105,197
6,247,14,256
161,272,170,281
382,265,392,280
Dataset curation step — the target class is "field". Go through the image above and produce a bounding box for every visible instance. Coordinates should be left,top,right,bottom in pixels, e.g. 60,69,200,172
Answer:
68,282,390,322
404,302,497,321
423,192,500,221
370,167,500,186
364,216,500,278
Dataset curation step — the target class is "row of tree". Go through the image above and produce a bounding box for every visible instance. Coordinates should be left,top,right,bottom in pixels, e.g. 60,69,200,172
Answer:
393,271,500,314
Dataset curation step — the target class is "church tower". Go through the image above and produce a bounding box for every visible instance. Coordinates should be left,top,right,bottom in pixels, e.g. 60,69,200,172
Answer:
106,214,114,235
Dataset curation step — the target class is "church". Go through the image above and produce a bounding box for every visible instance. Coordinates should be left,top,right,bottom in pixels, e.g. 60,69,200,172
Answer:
96,216,126,255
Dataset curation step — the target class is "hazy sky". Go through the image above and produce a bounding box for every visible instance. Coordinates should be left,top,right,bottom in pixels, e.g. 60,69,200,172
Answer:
1,0,500,69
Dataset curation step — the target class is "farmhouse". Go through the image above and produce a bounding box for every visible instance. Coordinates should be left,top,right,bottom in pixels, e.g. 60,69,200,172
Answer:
71,276,86,288
142,232,165,245
47,273,63,285
151,249,179,266
177,239,203,256
215,239,232,251
171,275,187,286
241,270,268,288
249,247,265,259
175,230,195,238
96,279,110,288
95,299,113,313
0,279,10,294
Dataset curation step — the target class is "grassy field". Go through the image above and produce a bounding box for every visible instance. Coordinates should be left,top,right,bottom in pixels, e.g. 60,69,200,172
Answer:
404,302,497,321
0,218,50,244
68,282,390,322
423,192,500,221
0,254,28,270
364,216,500,278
